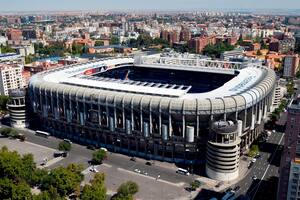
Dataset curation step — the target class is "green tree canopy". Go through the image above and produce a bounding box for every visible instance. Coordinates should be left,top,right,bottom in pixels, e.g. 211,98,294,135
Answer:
33,186,64,200
203,42,235,58
110,36,120,45
127,34,169,49
287,81,295,97
41,164,83,196
81,173,107,200
0,178,32,200
0,44,16,53
248,144,259,157
71,43,85,55
95,40,104,46
112,181,139,200
58,141,71,151
0,127,18,138
0,146,31,181
92,149,107,164
34,42,66,57
0,95,9,111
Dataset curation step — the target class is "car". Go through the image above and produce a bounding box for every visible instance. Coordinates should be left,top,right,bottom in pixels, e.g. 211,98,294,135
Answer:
215,182,224,188
61,151,68,157
252,175,257,180
185,187,193,192
63,139,72,144
54,151,64,157
142,171,148,176
251,158,257,163
145,161,152,166
225,188,233,193
90,166,99,173
87,145,96,150
54,151,68,157
134,169,141,173
17,134,26,141
254,154,261,159
248,162,253,168
130,157,136,162
234,186,240,191
100,147,108,152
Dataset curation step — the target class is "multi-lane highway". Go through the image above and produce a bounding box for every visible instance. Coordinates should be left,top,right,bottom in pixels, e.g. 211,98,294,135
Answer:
233,131,284,200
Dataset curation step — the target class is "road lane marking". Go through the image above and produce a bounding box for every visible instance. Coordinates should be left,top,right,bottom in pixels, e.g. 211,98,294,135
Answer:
250,133,284,200
117,167,185,187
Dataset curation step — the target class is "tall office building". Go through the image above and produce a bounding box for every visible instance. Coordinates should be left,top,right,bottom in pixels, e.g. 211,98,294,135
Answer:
0,64,25,95
278,97,300,200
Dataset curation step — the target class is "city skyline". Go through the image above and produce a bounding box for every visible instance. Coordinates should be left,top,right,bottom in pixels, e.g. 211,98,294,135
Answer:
1,0,300,12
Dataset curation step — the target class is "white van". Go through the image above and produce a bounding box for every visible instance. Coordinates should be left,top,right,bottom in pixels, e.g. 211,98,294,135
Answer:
176,168,190,176
100,147,108,152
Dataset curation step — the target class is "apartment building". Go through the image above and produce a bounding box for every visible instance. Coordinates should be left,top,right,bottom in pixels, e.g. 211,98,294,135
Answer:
0,64,25,95
278,97,300,200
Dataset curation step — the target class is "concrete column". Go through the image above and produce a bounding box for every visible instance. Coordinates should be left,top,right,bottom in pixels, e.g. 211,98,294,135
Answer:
131,105,134,131
69,94,72,122
149,107,152,135
244,109,247,129
76,92,79,122
98,98,101,126
62,90,66,118
122,99,125,129
140,109,143,132
250,104,256,130
263,101,268,120
257,103,262,125
196,114,199,137
237,120,243,136
169,109,172,137
182,115,185,138
113,105,117,128
159,102,162,135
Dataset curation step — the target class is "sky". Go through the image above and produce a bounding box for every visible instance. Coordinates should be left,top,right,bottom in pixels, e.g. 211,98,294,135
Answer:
0,0,300,12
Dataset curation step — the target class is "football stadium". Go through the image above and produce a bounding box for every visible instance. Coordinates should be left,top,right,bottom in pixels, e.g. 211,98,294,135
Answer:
28,53,276,180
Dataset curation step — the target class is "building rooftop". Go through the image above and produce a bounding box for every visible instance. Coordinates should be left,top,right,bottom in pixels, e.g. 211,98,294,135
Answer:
29,54,273,105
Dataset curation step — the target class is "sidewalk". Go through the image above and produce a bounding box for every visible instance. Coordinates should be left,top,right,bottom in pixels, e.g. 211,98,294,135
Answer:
212,156,251,192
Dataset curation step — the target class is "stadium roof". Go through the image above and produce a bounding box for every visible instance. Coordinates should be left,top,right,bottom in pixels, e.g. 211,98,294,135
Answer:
32,56,270,101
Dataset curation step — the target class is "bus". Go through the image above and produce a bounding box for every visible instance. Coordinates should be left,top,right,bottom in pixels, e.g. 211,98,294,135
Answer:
35,130,50,138
176,168,190,176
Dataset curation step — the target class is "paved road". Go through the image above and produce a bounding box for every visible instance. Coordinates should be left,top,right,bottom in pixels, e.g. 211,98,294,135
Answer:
233,131,284,199
2,125,195,184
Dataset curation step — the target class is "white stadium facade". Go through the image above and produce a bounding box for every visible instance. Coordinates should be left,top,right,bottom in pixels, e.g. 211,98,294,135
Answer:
28,54,276,181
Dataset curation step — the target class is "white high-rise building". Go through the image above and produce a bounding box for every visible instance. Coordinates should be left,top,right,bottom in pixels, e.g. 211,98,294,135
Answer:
0,64,25,95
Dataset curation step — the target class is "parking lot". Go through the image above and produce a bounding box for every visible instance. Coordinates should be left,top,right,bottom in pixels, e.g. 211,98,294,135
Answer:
82,164,195,200
0,137,61,167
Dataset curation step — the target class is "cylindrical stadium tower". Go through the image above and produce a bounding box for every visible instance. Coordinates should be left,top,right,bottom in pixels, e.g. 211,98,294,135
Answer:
7,89,28,128
206,120,241,181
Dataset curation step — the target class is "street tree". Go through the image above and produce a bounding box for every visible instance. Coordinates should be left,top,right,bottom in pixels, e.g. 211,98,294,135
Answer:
92,149,107,164
58,141,71,151
41,164,83,196
112,181,139,200
81,173,107,200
